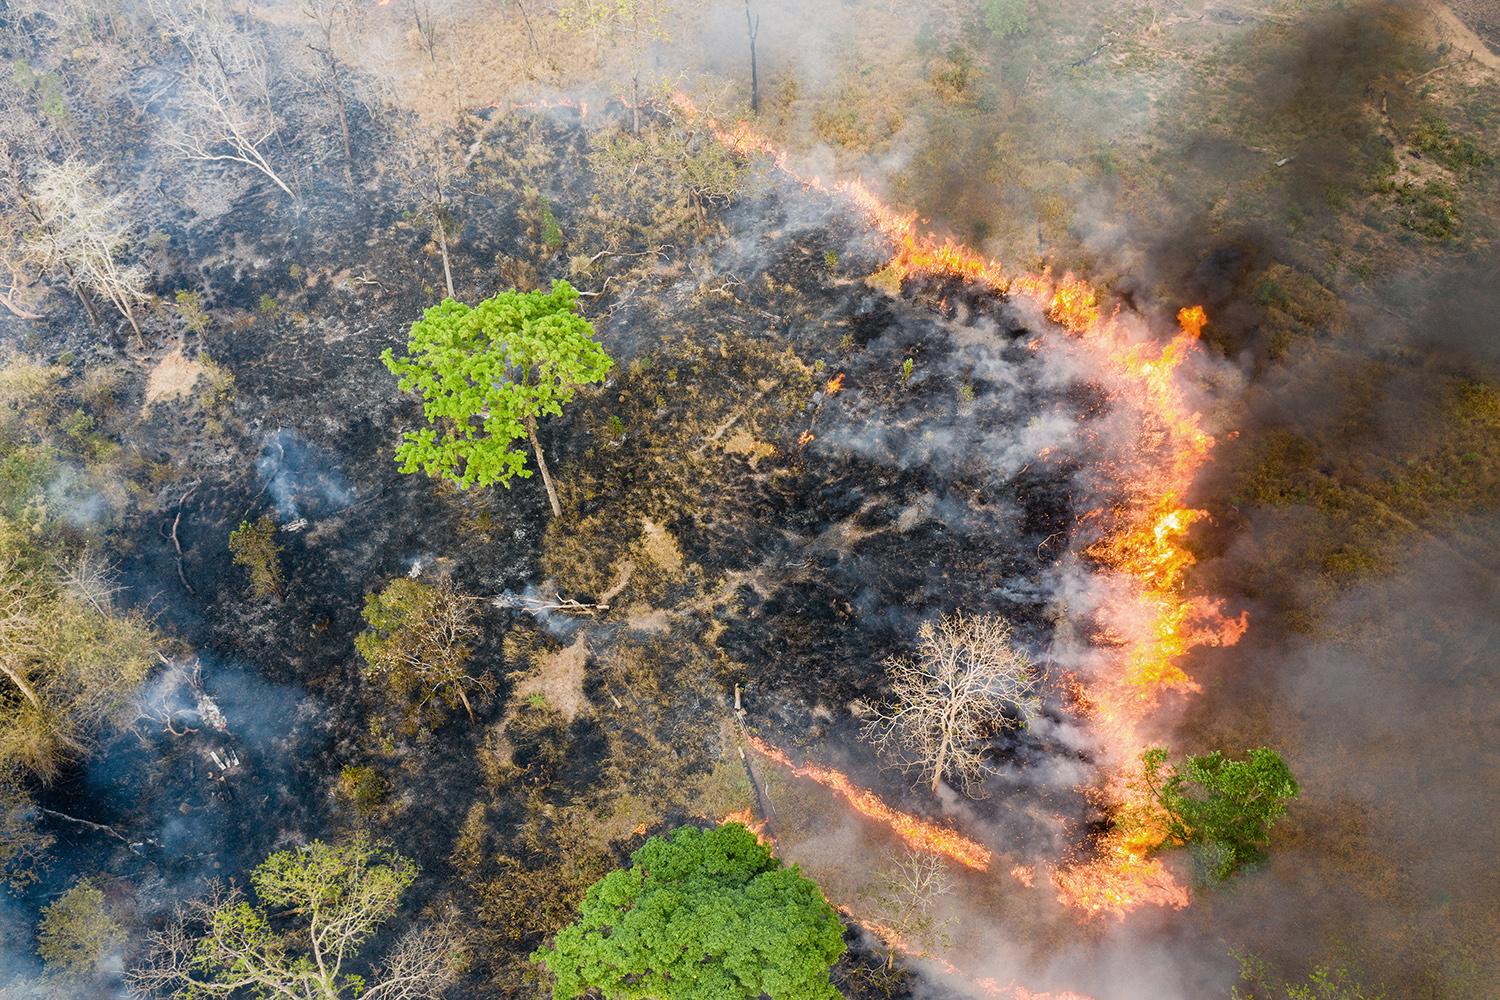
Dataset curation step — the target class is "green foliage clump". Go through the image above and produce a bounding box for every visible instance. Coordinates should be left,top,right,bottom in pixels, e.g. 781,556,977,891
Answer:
982,0,1029,38
355,576,488,728
11,60,67,124
1407,118,1492,177
1140,747,1299,880
1234,953,1385,999
129,837,456,999
534,823,846,1000
587,118,746,243
337,764,388,818
380,281,612,491
174,290,210,333
37,879,123,979
1393,178,1461,240
228,514,282,598
540,197,564,251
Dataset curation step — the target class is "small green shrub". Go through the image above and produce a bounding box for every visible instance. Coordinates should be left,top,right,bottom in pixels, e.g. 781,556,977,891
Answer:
1408,117,1493,176
229,514,283,597
175,290,210,333
982,0,1029,38
337,765,388,817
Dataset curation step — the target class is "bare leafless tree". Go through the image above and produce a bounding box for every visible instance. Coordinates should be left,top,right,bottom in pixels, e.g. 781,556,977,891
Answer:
405,0,441,65
150,0,296,199
562,0,674,133
864,849,953,969
861,612,1042,795
304,0,356,186
369,68,462,298
28,159,150,340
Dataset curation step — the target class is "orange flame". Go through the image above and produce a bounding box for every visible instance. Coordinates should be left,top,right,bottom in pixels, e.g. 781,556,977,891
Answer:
671,93,1244,920
748,735,992,871
825,372,846,395
719,808,774,847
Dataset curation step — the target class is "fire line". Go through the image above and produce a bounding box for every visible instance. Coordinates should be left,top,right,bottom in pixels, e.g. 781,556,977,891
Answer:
747,735,993,871
673,94,1247,919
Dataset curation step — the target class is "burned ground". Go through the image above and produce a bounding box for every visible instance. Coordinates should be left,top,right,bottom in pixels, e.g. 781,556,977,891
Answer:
2,106,1129,999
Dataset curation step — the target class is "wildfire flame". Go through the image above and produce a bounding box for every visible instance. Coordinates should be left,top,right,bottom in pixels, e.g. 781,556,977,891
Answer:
825,372,846,395
838,906,1099,1000
670,93,1246,919
719,808,774,847
747,735,992,871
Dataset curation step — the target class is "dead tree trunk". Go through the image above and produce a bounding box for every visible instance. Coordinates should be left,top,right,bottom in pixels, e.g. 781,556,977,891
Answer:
312,45,354,186
525,413,562,518
72,282,100,326
0,660,42,711
434,210,455,299
745,0,760,114
515,0,539,55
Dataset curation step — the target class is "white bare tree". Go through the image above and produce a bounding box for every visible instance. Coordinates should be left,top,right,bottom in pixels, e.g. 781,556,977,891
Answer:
150,0,296,199
862,612,1042,795
303,0,356,186
28,159,150,340
366,64,462,298
865,849,953,969
0,71,63,320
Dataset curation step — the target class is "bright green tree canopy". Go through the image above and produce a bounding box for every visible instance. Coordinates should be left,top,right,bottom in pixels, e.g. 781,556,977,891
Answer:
533,823,847,1000
1143,746,1300,880
380,281,612,489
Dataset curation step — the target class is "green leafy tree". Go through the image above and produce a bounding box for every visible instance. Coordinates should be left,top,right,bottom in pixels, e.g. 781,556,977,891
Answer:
982,0,1029,38
1139,746,1300,880
0,354,157,887
381,281,612,517
533,823,846,1000
228,515,282,598
128,837,463,1000
355,576,490,729
1233,952,1385,999
37,879,124,979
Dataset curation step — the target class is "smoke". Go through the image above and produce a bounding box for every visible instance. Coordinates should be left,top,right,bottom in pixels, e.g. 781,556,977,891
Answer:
1173,522,1500,993
255,428,355,521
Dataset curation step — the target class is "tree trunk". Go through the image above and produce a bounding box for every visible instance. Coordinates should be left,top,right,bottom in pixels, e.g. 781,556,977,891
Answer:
515,0,539,55
746,1,760,114
435,212,455,298
631,70,641,134
456,684,475,722
929,736,949,795
1,660,42,712
122,299,143,344
328,58,354,186
525,413,561,518
72,284,99,328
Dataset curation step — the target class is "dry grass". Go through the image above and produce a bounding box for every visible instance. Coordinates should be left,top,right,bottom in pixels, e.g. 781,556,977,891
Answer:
142,347,205,414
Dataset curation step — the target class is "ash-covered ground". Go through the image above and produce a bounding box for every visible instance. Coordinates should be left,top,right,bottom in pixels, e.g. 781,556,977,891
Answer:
2,107,1155,999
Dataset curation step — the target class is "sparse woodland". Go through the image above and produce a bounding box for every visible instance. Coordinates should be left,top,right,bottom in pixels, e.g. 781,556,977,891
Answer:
0,1,1494,999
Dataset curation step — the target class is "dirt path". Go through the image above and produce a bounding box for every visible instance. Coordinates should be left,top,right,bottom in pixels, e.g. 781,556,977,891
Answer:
1425,0,1500,71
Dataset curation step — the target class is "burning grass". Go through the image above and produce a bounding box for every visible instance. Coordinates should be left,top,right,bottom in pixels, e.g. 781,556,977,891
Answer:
674,94,1249,920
